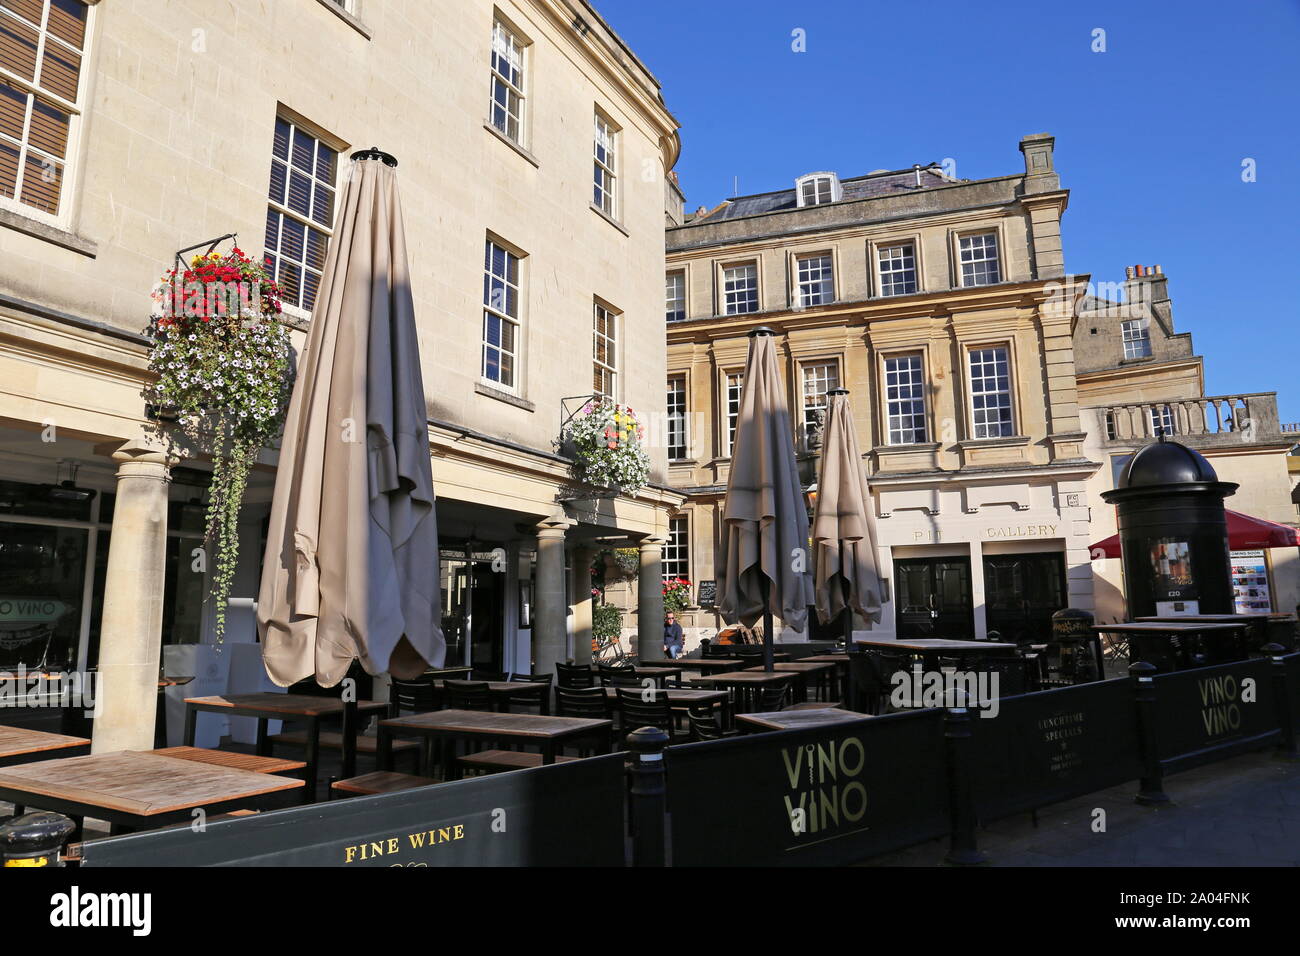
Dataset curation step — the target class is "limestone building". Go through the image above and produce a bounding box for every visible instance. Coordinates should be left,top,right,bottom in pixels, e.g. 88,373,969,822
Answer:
661,135,1100,648
0,0,682,743
1073,265,1300,621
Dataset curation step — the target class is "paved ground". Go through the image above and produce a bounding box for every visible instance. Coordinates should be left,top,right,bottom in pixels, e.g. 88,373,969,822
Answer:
864,749,1300,866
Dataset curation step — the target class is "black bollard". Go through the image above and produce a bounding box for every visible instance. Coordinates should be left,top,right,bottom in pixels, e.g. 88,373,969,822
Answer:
626,726,669,867
943,699,987,865
1131,661,1170,806
0,812,77,867
1264,644,1298,761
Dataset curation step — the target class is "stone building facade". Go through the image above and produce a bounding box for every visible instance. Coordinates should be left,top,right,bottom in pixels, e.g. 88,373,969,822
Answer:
1073,265,1300,622
0,0,682,747
658,135,1100,650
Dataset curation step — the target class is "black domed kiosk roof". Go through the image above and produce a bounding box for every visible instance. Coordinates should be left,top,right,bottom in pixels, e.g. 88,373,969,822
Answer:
1103,437,1238,502
1118,439,1219,488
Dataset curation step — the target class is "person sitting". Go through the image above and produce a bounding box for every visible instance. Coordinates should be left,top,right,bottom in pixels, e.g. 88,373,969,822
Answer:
663,612,684,659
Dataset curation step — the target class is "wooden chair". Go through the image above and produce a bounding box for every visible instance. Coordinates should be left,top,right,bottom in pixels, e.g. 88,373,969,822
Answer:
391,676,439,715
555,686,614,755
616,687,678,743
556,661,596,689
444,680,493,712
687,706,737,741
504,673,553,714
596,662,638,687
755,677,794,713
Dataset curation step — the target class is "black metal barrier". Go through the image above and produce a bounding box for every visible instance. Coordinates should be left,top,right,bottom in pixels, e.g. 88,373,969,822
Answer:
5,650,1298,867
76,752,628,867
666,708,949,866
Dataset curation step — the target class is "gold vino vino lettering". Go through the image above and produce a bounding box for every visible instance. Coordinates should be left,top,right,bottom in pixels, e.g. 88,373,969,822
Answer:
1198,674,1242,737
781,737,868,836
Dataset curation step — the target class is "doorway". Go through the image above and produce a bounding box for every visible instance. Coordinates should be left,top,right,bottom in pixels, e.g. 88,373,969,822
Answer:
982,552,1066,644
440,549,505,673
894,557,973,640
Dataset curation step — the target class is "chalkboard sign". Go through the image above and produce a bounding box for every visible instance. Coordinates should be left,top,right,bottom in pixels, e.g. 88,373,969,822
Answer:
696,580,717,607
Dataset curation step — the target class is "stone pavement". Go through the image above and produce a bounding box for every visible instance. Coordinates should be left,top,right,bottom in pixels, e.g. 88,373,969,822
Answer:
863,749,1300,866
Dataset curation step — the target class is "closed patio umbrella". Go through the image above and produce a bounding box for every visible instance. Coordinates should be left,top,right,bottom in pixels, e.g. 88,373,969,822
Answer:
812,388,883,644
717,327,815,671
258,148,444,689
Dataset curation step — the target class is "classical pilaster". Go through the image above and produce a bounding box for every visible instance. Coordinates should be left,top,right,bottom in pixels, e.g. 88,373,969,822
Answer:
92,438,177,754
532,516,572,680
637,536,667,662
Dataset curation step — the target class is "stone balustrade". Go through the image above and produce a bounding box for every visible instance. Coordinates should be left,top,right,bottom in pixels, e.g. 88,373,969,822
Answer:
1099,392,1285,447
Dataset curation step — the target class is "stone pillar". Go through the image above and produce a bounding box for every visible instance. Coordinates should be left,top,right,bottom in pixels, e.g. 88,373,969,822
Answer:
571,546,596,666
532,517,571,680
637,536,666,662
92,439,176,754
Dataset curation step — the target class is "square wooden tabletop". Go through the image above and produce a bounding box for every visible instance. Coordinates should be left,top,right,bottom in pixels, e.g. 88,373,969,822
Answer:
706,670,799,684
0,726,89,760
182,693,389,717
0,750,303,817
379,709,610,739
735,709,873,732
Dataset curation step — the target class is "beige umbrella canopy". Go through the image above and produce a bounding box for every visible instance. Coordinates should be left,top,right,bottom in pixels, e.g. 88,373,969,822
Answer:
717,327,815,669
813,389,883,635
257,148,444,687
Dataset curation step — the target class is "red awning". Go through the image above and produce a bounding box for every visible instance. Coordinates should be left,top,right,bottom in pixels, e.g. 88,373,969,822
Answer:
1090,509,1300,559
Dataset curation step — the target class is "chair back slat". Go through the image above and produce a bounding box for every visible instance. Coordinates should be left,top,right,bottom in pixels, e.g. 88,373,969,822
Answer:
556,686,611,720
391,676,439,714
616,687,675,740
556,662,596,689
445,679,493,711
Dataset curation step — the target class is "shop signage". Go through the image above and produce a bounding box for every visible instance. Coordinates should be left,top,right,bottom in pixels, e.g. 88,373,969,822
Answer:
0,598,71,628
695,580,717,607
984,524,1058,539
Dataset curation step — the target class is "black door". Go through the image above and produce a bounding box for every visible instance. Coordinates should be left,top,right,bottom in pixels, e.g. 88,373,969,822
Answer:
895,557,973,640
982,553,1066,645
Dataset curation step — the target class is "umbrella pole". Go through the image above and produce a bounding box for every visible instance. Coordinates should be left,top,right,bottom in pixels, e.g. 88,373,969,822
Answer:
762,576,774,673
840,541,852,651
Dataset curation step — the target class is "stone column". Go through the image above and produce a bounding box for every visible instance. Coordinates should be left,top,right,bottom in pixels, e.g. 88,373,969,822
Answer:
92,438,176,754
571,546,596,666
637,536,666,662
532,516,571,679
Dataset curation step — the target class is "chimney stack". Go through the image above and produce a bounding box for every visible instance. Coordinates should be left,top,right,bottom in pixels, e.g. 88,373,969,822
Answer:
1018,133,1058,195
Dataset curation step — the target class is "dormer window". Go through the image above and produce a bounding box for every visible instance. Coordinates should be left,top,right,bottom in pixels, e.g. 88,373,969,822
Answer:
795,172,841,207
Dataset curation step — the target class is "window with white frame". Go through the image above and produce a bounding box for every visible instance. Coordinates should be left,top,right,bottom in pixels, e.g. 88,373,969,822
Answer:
0,0,89,218
958,232,1001,287
592,301,617,401
795,254,834,307
667,375,687,459
877,242,917,296
489,19,525,144
593,112,617,216
800,361,839,447
666,270,685,322
725,371,743,454
663,515,689,581
482,238,522,389
967,346,1015,438
1149,404,1176,437
1122,318,1152,359
265,116,338,313
885,353,929,444
722,262,758,315
796,172,840,207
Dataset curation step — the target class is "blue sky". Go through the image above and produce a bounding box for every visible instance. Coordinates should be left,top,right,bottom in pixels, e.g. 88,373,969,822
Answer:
598,0,1300,424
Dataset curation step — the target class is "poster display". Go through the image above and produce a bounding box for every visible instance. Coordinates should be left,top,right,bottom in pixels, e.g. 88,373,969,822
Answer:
1230,549,1271,612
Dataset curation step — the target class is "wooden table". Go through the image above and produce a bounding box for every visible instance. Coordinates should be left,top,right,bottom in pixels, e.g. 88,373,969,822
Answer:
667,658,747,674
855,639,1019,663
602,686,731,727
183,693,389,801
1094,622,1250,670
153,746,306,775
1136,614,1296,652
799,654,852,703
0,750,303,835
377,710,612,779
742,661,838,703
736,708,872,734
704,670,802,713
437,680,549,714
0,726,89,768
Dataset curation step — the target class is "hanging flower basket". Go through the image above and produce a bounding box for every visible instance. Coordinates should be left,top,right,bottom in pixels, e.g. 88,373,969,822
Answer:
562,399,650,494
662,577,692,615
147,247,293,642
